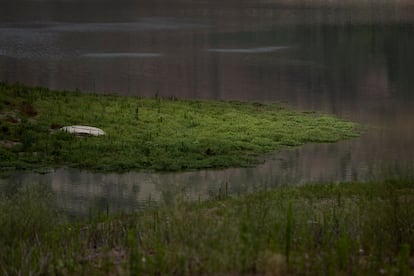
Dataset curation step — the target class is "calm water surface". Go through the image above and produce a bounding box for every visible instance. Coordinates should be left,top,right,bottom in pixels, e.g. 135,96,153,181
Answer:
1,0,414,216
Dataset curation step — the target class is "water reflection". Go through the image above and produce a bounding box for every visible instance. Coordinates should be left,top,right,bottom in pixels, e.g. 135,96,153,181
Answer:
82,53,162,58
207,46,290,53
2,128,411,217
42,20,206,32
0,0,414,215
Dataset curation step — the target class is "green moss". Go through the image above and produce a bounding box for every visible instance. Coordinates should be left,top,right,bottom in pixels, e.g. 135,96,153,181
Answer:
0,82,359,172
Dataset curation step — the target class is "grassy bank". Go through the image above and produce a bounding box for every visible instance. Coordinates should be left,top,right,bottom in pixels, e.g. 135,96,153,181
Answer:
0,82,358,172
1,178,413,275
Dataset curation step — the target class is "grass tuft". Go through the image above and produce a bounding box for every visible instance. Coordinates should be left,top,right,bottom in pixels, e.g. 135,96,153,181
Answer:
1,178,413,274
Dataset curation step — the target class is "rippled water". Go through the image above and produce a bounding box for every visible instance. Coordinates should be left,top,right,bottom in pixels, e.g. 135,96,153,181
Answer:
1,0,414,216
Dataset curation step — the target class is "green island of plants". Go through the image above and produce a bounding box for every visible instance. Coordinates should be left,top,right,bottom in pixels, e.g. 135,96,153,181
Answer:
0,82,358,172
1,178,413,274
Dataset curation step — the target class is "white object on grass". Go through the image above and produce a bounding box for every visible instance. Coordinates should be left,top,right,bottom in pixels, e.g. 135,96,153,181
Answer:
60,125,106,136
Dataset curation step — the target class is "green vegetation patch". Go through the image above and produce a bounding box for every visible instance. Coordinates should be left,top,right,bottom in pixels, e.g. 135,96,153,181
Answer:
0,82,358,171
1,178,413,274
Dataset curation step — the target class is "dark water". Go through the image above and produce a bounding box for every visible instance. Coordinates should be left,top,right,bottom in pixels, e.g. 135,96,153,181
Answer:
1,0,414,216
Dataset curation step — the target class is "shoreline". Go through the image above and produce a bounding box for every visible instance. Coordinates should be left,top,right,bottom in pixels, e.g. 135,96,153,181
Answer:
0,82,359,172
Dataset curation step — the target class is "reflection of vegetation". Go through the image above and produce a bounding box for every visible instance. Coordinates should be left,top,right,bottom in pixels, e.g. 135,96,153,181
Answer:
0,82,358,172
1,178,413,274
214,23,414,101
383,25,414,100
300,24,414,100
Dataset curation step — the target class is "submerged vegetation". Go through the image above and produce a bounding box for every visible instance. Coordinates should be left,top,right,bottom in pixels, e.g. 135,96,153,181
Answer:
1,178,413,275
0,82,358,172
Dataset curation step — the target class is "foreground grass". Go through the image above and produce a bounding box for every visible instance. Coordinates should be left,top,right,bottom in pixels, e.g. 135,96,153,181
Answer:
1,179,413,275
0,82,358,171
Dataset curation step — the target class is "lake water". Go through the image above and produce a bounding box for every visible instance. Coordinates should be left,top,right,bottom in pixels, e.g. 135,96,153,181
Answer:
1,0,413,216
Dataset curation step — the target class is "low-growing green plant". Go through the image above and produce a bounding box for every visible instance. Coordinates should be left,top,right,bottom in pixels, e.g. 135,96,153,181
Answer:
1,178,413,275
0,183,61,275
0,82,359,172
